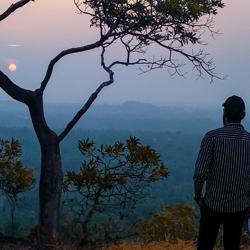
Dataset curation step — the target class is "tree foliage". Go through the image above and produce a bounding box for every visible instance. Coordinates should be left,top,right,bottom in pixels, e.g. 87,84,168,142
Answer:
137,204,197,242
83,0,223,40
63,137,169,243
0,138,35,202
0,138,35,236
72,0,225,80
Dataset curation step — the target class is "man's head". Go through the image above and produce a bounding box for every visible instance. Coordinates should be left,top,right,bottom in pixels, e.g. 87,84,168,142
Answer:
223,95,246,124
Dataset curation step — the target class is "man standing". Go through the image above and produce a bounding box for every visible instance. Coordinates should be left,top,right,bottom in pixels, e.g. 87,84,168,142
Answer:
193,96,250,250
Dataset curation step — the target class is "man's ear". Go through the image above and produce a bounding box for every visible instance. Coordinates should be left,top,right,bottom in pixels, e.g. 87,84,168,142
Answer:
241,111,246,120
223,108,227,117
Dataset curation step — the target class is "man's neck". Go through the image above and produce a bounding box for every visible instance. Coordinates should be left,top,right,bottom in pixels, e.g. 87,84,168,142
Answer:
224,122,242,126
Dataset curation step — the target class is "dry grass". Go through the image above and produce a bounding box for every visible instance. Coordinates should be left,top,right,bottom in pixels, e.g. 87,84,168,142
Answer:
100,240,250,250
101,240,195,250
0,241,250,250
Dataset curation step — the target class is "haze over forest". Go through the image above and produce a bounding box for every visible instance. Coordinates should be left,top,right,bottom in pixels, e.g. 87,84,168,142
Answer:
1,100,250,209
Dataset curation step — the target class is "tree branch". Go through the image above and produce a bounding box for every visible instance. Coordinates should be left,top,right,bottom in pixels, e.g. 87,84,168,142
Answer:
39,17,122,93
106,36,183,76
39,40,105,93
0,70,33,104
74,0,97,18
58,47,114,142
0,0,34,22
126,32,223,81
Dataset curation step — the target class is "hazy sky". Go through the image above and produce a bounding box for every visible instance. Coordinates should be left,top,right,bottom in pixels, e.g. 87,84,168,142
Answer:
0,0,250,107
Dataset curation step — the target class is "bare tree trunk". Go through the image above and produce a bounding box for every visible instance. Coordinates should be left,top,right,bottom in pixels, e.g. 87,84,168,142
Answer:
39,136,63,248
28,95,63,249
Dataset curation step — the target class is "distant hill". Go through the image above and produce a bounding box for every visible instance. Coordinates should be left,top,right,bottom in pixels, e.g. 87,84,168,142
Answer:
0,100,223,133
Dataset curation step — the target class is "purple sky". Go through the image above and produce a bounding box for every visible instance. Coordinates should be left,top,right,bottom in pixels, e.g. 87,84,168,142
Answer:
1,0,250,108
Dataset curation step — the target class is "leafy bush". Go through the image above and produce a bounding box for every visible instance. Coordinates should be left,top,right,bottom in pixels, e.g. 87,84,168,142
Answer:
137,204,197,243
62,137,169,244
0,138,35,236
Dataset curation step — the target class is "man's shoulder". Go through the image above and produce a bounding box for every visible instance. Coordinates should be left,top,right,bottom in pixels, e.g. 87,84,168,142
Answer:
205,127,225,137
205,125,250,140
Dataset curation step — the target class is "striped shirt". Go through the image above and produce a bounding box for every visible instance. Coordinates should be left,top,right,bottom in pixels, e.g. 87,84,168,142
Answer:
193,123,250,212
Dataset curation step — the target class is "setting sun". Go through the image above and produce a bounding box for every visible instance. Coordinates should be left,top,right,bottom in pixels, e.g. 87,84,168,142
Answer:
8,63,17,72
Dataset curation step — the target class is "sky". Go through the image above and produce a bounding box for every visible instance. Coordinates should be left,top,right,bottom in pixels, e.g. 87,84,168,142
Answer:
0,0,250,108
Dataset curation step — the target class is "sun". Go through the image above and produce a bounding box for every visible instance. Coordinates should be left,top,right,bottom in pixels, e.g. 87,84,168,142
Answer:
8,63,17,72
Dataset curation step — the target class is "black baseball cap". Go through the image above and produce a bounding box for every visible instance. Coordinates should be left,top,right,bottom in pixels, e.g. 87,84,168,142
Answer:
222,95,245,112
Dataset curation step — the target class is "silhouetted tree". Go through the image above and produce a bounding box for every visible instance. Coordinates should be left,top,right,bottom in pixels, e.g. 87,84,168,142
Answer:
0,0,34,21
0,138,35,236
0,0,224,248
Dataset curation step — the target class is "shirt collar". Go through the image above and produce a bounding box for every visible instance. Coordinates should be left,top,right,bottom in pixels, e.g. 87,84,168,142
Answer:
224,123,244,129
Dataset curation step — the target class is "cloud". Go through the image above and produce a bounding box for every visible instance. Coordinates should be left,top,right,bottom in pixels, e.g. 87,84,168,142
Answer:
7,44,22,48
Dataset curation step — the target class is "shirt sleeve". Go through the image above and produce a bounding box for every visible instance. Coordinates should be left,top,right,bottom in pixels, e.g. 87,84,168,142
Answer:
193,133,213,183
